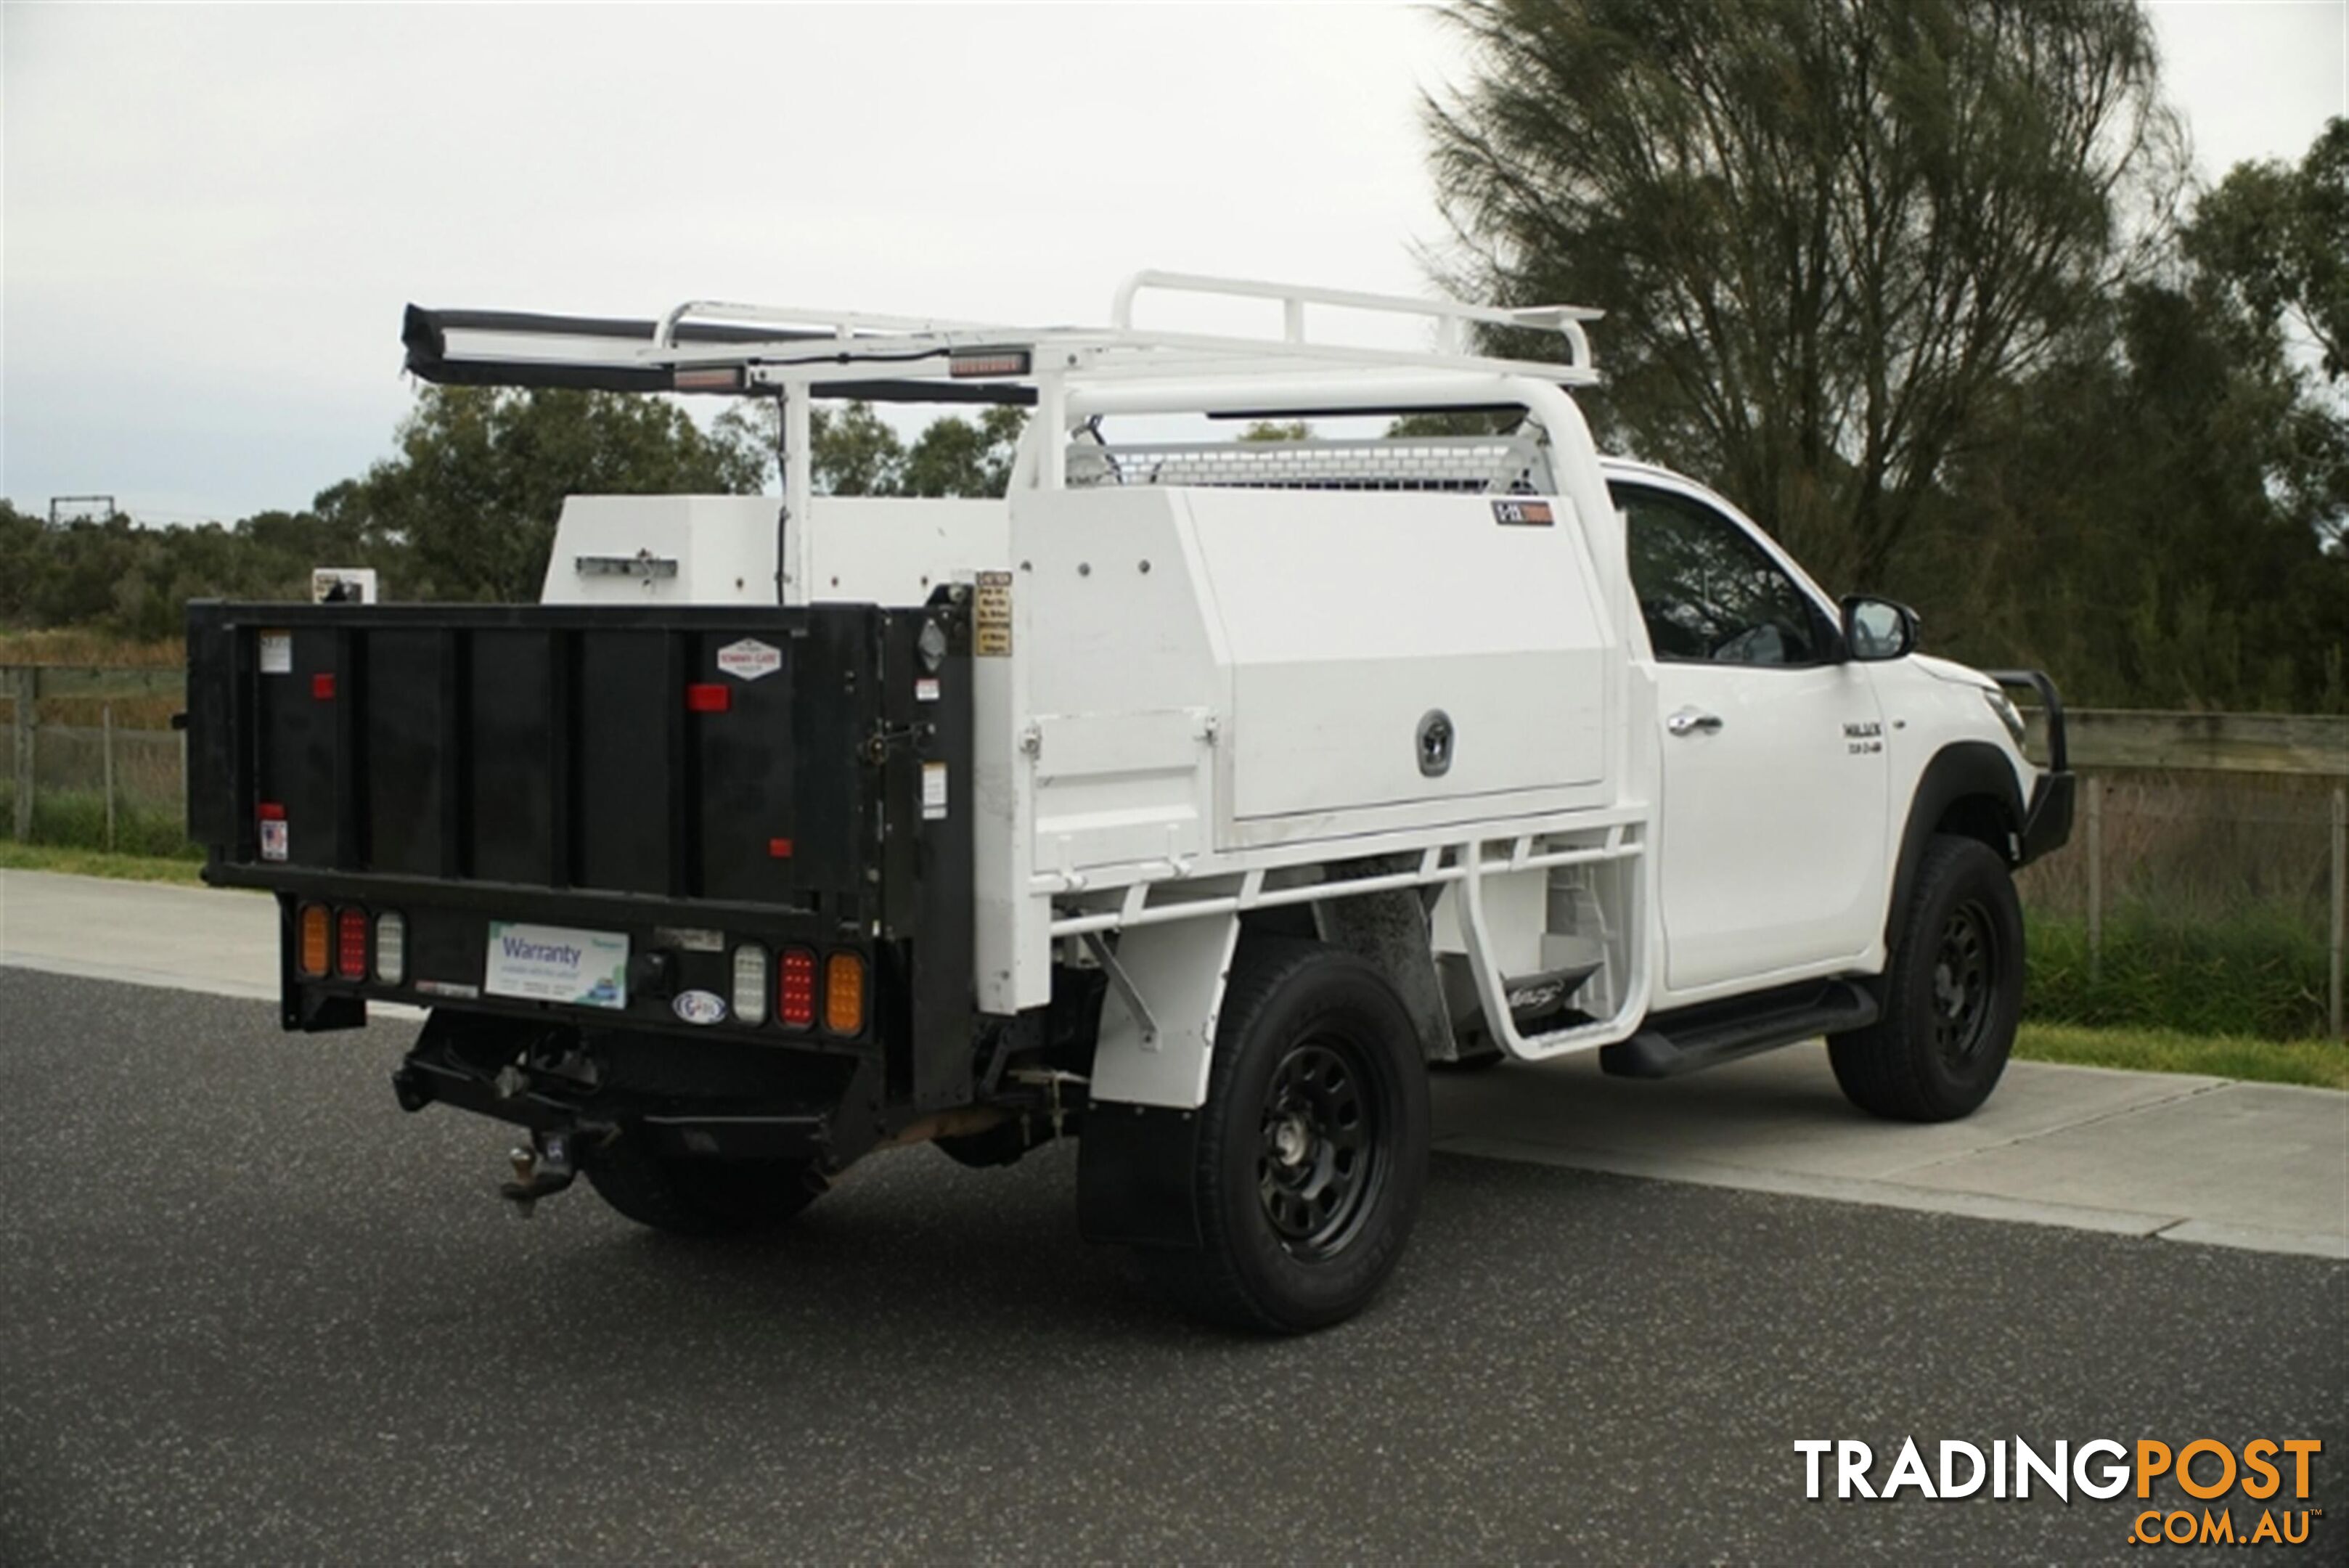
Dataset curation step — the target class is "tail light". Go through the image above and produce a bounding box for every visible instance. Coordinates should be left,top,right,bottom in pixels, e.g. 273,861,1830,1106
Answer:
731,945,768,1026
823,952,865,1036
297,904,330,976
335,907,368,979
374,911,405,986
777,947,817,1030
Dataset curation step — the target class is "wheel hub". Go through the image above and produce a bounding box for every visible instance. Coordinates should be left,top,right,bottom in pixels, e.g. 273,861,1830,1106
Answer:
1257,1038,1378,1258
1270,1115,1312,1168
1931,898,1997,1068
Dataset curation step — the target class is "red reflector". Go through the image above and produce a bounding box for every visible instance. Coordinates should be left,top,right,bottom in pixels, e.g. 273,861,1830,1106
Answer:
767,837,794,859
256,801,287,821
311,673,336,701
335,907,367,979
777,947,817,1029
686,683,731,714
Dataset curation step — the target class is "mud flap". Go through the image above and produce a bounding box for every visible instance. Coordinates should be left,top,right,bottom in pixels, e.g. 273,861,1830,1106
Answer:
1077,1101,1202,1249
1074,913,1235,1249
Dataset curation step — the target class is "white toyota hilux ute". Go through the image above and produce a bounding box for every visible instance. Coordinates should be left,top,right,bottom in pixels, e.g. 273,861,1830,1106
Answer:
184,272,2075,1333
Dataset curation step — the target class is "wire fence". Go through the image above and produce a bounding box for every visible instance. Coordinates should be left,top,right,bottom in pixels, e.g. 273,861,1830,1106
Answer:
7,666,2347,1037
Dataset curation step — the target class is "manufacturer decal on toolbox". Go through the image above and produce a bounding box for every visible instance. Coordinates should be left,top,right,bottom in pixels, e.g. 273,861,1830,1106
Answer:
716,638,783,681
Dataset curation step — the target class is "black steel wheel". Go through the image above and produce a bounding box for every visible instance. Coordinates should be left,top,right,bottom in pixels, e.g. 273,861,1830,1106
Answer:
1829,833,2025,1122
581,1137,823,1238
1142,939,1429,1334
1257,1040,1385,1257
1932,897,1999,1071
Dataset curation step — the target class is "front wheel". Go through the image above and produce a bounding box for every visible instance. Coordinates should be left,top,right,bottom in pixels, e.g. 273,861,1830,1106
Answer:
1142,941,1429,1334
1829,833,2025,1122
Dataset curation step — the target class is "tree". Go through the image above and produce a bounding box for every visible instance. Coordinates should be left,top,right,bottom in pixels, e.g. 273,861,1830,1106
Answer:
1891,124,2349,713
2186,118,2349,382
346,386,761,601
1426,0,2182,586
714,398,1029,498
902,406,1029,496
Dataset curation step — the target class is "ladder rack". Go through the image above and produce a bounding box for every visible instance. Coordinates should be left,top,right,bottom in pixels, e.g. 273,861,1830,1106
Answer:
404,269,1603,402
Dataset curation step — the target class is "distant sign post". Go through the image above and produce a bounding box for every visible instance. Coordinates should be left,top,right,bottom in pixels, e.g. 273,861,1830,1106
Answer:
47,495,116,527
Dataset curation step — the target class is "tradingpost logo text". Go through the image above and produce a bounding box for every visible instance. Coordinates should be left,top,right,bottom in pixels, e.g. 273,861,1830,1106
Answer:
1797,1437,2324,1546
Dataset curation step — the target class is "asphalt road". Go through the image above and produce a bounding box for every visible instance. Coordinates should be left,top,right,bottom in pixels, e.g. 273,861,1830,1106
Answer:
1,967,2343,1565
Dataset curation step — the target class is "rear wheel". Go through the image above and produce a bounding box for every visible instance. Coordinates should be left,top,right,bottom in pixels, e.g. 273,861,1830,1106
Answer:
582,1136,823,1237
1829,834,2023,1122
1142,941,1429,1333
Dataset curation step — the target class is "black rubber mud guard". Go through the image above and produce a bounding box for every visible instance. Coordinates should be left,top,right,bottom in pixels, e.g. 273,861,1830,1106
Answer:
1077,1101,1203,1249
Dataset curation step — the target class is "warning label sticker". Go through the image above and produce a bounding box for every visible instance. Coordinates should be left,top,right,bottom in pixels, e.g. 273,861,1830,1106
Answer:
258,632,293,674
922,761,949,820
975,571,1013,657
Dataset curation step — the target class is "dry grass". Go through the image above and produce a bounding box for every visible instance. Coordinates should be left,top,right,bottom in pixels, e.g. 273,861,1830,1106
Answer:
2015,1021,2348,1091
0,842,206,884
0,629,183,666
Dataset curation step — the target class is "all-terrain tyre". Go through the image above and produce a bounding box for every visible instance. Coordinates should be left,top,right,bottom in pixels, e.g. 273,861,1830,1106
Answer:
1142,941,1430,1334
582,1136,823,1238
1828,833,2024,1122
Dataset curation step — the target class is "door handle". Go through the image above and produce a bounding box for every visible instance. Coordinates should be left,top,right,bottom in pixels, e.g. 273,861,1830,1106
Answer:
1667,709,1725,737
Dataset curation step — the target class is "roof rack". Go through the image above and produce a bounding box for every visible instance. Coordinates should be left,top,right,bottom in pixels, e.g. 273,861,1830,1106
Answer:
403,270,1602,405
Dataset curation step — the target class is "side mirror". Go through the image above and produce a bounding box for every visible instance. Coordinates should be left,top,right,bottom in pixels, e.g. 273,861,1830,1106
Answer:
1841,595,1919,661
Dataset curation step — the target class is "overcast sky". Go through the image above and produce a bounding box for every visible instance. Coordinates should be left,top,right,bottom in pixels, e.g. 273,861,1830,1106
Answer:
4,1,2345,526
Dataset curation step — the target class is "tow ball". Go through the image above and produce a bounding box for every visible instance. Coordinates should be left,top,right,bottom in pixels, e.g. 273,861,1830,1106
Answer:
500,1129,580,1219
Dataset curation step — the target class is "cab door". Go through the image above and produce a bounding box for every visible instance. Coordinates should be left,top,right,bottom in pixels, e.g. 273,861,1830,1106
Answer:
1612,483,1890,997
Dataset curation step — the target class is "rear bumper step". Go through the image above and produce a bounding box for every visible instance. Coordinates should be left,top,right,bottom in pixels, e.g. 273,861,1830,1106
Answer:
1601,980,1878,1079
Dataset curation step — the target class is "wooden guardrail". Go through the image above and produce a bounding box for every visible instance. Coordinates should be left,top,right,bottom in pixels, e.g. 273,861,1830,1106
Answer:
2022,708,2349,775
4,665,187,846
2013,706,2346,1040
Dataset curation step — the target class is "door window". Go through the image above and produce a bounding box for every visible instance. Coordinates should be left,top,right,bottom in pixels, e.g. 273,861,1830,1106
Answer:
1612,485,1826,666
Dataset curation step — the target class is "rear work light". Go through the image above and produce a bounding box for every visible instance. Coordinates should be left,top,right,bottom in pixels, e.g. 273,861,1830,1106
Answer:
777,947,817,1030
824,952,866,1036
335,907,368,979
297,904,331,977
949,348,1031,378
374,911,405,987
731,945,768,1026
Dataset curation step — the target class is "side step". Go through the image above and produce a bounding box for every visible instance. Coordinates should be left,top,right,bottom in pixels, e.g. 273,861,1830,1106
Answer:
1600,980,1879,1079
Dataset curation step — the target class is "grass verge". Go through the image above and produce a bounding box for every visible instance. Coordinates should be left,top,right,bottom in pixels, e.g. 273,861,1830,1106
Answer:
2025,910,2330,1041
2015,1021,2347,1091
0,841,208,884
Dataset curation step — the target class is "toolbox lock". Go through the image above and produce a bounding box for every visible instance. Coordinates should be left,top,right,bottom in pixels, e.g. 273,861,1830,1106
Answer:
1416,709,1455,777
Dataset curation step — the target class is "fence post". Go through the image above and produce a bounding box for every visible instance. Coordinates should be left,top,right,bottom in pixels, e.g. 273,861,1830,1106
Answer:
2330,783,2345,1042
102,703,118,853
9,667,34,844
2085,775,2103,985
